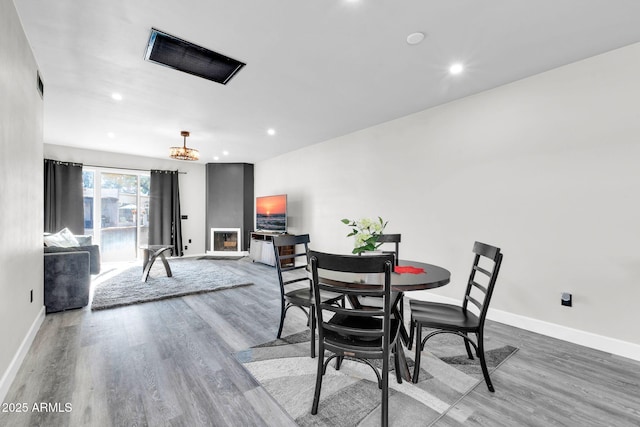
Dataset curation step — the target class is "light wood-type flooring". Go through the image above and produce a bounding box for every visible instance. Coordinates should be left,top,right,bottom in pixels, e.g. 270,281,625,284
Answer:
1,257,639,426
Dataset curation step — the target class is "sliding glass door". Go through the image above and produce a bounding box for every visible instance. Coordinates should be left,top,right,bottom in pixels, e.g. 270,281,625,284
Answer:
83,169,150,262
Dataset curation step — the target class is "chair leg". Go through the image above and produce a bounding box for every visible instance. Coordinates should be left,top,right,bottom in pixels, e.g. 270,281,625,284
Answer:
412,322,422,383
276,298,286,339
477,330,495,392
393,344,402,384
407,318,415,350
382,348,389,427
311,344,325,414
335,356,343,371
463,332,474,359
310,308,316,358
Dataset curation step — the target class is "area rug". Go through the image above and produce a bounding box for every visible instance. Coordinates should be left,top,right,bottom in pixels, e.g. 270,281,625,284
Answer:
196,255,246,260
237,330,517,426
91,258,253,310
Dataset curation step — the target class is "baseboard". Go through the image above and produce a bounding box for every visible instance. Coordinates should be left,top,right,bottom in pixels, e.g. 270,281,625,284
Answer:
408,293,640,362
488,308,640,362
0,306,45,403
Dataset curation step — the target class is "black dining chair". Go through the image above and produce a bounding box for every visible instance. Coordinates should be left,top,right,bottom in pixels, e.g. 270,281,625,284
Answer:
377,233,401,266
377,233,405,318
354,233,402,309
308,250,402,427
408,241,503,391
273,234,343,358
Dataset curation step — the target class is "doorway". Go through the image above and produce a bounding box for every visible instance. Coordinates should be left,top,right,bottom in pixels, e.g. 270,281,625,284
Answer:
83,169,150,262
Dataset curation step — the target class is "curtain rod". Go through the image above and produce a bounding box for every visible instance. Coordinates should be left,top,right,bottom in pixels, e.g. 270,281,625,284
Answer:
83,163,187,174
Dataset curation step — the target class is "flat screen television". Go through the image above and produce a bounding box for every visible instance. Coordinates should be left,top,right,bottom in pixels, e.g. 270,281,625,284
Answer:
256,194,287,233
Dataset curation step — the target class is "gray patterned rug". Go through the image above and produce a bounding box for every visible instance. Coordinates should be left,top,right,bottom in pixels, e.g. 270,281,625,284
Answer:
237,329,517,426
91,258,253,310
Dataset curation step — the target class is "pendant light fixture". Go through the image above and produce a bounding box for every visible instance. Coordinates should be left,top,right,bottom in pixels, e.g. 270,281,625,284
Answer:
169,130,199,161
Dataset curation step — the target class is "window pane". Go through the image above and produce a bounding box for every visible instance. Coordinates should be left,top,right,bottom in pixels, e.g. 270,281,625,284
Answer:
82,171,94,238
101,173,137,262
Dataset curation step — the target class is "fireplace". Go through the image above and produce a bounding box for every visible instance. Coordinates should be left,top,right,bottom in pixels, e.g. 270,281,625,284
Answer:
209,228,245,256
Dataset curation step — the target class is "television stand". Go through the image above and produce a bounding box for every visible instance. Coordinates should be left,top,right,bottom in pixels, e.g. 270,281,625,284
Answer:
249,232,293,267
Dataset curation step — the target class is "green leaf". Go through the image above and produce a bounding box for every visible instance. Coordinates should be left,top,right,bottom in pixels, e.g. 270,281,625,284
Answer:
341,218,351,224
378,217,388,229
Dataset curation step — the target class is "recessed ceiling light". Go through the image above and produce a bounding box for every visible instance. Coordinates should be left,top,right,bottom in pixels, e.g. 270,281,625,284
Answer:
107,132,115,138
223,151,229,156
111,93,123,101
449,63,464,75
406,32,425,45
213,156,219,161
267,128,276,136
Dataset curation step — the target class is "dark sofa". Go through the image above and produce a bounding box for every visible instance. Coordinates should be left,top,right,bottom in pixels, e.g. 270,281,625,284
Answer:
44,235,101,313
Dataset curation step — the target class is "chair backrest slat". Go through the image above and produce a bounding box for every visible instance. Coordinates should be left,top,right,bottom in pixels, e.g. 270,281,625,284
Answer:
283,276,309,286
323,323,384,338
473,265,491,277
278,252,307,261
317,282,386,297
465,294,483,312
473,241,500,260
470,280,488,294
280,264,307,273
319,304,383,318
274,234,312,247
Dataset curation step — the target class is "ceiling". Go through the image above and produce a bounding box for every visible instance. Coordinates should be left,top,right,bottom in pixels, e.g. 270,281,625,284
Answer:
14,0,640,164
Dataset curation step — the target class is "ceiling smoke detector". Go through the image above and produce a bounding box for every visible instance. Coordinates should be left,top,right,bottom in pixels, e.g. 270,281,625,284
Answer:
406,32,425,45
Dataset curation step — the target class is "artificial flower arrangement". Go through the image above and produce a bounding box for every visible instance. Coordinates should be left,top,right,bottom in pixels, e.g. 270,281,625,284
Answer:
341,217,388,254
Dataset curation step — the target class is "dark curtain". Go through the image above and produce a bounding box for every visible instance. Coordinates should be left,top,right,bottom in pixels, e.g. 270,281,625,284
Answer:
149,170,183,256
44,159,84,234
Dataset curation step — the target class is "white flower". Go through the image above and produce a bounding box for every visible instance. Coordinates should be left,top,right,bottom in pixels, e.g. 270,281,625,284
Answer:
341,216,388,254
358,218,374,230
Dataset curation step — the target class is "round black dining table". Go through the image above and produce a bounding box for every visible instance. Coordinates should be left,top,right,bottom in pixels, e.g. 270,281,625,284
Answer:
315,259,450,291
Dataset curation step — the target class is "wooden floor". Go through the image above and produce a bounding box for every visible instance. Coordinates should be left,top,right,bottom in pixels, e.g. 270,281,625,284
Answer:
2,257,639,426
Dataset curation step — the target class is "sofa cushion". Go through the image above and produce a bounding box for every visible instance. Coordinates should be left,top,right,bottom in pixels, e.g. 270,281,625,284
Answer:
44,227,80,247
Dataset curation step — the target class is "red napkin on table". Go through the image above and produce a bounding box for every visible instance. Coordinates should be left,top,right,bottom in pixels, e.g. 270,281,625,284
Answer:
394,265,425,274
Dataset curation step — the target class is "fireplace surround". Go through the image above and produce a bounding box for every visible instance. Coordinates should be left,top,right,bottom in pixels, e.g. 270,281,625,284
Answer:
208,228,247,256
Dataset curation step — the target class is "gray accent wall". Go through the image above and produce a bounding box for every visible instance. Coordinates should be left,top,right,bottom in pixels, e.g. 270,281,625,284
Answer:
205,163,254,251
0,0,45,401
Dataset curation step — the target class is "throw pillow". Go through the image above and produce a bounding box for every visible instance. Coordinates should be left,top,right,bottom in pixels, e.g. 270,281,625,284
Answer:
44,227,80,248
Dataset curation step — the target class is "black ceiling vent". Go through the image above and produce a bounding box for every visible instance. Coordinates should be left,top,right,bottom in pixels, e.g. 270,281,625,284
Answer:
144,28,245,85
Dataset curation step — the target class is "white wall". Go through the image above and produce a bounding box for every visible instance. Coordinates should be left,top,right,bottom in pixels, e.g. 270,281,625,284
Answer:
256,42,640,351
0,0,45,401
43,145,207,255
